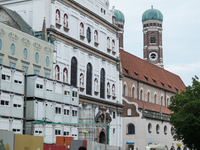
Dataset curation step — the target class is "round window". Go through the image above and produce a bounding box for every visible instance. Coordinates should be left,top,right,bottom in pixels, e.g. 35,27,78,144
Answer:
0,39,2,50
11,44,15,55
24,48,27,59
35,53,39,63
46,56,49,67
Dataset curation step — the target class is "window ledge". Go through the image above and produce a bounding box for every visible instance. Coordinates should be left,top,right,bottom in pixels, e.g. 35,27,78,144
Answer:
64,26,69,32
56,22,62,29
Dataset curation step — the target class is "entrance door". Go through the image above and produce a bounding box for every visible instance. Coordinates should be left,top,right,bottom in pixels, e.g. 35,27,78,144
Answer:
128,145,134,150
99,131,106,144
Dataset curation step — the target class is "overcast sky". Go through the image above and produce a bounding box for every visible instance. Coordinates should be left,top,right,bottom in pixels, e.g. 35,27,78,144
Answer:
109,0,200,86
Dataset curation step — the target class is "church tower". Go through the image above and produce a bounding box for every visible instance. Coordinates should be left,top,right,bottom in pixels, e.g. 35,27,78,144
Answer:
114,9,125,50
142,6,164,68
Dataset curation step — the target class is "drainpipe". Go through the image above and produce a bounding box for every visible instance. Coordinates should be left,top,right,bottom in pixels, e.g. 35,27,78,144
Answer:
23,74,27,134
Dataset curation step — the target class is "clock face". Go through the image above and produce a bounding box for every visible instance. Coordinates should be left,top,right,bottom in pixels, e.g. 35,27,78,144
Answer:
149,52,157,61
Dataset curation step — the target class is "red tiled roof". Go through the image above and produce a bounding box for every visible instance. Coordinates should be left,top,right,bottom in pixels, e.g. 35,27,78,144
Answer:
125,97,173,114
120,49,186,93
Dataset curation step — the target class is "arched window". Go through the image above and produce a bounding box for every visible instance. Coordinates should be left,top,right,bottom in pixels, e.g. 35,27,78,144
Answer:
112,39,115,51
123,84,126,96
100,68,105,99
147,92,150,102
35,53,39,63
151,33,156,43
80,22,84,36
86,63,92,95
161,96,163,106
56,9,60,23
87,27,91,43
46,56,49,67
24,48,27,59
55,65,60,80
107,37,110,49
71,57,77,87
140,89,143,100
127,124,135,134
11,44,15,55
63,13,68,28
165,99,167,107
154,94,157,104
167,98,169,107
132,87,135,98
94,30,98,43
63,68,68,83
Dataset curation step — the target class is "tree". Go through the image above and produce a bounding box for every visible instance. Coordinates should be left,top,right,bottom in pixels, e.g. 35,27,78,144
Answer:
169,76,200,149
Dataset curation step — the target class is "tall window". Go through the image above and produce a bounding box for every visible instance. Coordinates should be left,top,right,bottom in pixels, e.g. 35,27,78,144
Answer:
11,44,15,55
151,33,156,43
154,94,157,104
128,124,135,134
87,27,91,43
94,30,98,43
123,84,126,96
132,87,135,98
140,89,143,100
71,57,77,87
167,98,169,107
147,92,150,102
86,63,92,95
0,59,2,65
100,68,105,99
34,69,39,75
0,39,2,50
161,96,163,106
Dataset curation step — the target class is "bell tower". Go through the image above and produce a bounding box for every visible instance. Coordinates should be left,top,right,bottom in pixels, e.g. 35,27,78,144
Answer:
142,6,164,68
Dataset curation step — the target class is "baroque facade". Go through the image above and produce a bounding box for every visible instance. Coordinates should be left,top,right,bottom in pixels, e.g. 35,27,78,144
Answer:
0,0,123,147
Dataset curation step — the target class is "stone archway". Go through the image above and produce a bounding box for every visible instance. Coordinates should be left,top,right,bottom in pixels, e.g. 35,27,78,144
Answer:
99,131,106,144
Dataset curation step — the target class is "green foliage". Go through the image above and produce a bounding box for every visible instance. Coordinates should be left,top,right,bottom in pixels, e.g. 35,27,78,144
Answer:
169,76,200,149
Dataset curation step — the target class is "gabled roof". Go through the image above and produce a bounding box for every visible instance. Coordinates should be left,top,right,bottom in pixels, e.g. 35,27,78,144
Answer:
0,5,33,35
120,49,185,93
125,97,172,114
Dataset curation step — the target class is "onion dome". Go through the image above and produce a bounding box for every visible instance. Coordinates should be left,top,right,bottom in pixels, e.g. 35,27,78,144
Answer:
114,9,125,23
142,6,163,22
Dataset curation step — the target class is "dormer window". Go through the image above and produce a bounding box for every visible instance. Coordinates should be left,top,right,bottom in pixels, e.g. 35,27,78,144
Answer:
134,72,138,78
144,75,148,81
124,68,128,74
175,88,178,92
152,79,156,84
161,82,165,87
168,85,172,89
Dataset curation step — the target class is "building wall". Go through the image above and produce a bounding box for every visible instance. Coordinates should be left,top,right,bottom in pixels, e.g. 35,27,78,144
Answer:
122,100,184,150
0,22,53,78
123,76,174,106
